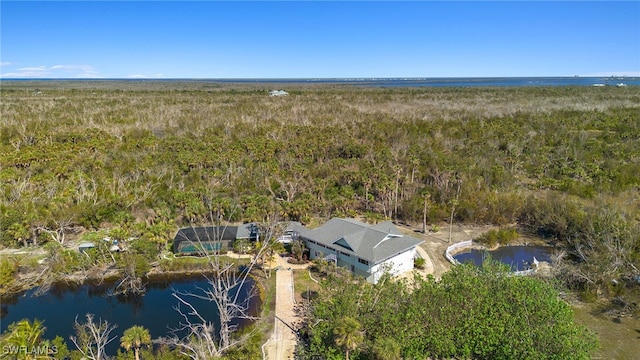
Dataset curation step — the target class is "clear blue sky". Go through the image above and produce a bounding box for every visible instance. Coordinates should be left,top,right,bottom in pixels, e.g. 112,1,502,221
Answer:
1,1,639,78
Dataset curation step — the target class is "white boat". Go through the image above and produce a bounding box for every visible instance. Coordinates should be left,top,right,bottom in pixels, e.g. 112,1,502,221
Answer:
616,83,627,87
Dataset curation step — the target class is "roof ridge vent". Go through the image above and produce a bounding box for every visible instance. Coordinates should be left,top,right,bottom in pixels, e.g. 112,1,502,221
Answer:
373,233,403,248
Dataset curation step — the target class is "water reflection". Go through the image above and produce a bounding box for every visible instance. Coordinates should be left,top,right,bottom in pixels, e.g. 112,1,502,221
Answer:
0,275,259,355
453,245,554,271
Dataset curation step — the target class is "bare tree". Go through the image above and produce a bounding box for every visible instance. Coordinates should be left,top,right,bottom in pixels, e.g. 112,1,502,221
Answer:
37,215,78,245
448,176,462,243
393,167,399,220
6,176,31,203
422,192,431,234
160,207,279,358
113,252,147,297
70,313,118,360
75,175,99,205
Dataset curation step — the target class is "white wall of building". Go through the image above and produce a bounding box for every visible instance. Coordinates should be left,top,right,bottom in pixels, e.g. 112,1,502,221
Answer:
370,248,417,283
306,239,417,284
307,241,368,274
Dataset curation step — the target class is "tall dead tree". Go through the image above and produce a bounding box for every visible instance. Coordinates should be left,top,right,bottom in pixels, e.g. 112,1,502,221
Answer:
70,313,118,360
448,176,462,243
422,192,431,234
162,207,279,358
394,166,401,220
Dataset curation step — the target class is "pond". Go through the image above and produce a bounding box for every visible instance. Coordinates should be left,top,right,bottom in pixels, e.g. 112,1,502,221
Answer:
0,274,260,355
453,245,554,271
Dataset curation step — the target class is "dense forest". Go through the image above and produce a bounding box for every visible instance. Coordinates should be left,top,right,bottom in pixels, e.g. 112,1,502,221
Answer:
1,81,639,309
2,82,639,297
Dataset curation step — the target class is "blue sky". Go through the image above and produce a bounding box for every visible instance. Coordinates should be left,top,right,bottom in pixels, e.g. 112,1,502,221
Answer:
1,1,639,78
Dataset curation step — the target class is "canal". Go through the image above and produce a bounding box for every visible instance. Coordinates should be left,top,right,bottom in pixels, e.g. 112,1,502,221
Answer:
0,274,260,355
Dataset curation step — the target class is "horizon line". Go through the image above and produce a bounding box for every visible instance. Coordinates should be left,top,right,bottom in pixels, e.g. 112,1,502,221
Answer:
2,75,639,81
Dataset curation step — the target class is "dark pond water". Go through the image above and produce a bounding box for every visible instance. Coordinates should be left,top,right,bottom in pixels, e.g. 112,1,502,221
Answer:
453,245,554,271
0,274,260,355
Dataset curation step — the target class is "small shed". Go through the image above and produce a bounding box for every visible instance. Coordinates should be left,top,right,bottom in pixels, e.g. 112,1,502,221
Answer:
79,242,96,254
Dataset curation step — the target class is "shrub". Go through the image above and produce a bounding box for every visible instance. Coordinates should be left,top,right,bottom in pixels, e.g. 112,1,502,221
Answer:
477,227,519,247
0,258,17,290
301,260,598,359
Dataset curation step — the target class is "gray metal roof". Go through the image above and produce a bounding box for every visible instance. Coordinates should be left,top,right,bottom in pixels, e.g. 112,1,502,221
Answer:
279,221,307,236
236,223,259,240
173,226,237,244
302,218,423,264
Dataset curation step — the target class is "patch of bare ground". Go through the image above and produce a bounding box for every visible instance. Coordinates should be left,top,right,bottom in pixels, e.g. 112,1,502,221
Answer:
572,301,640,359
395,222,496,279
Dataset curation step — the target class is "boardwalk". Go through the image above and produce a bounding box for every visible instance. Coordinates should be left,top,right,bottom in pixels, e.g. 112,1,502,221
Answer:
263,255,299,359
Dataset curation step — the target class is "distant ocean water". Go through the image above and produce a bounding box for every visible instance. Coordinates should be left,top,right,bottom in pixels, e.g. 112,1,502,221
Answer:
212,77,640,87
7,77,640,87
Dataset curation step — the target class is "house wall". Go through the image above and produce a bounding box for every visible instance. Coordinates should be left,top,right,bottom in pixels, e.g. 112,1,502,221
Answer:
305,240,370,275
306,240,336,262
304,238,416,284
369,248,417,284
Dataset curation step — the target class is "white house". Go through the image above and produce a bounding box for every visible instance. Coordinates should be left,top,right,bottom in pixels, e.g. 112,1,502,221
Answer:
269,90,289,97
300,218,424,284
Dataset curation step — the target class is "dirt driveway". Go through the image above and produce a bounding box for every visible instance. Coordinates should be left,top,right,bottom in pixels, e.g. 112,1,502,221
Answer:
396,223,495,279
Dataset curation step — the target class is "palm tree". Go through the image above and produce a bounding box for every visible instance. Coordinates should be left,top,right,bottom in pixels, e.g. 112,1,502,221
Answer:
255,238,285,278
372,337,401,360
291,239,305,261
1,319,51,359
120,326,151,360
333,317,364,360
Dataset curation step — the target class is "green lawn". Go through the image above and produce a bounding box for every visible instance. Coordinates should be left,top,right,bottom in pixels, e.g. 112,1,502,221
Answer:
293,268,321,303
253,271,277,339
